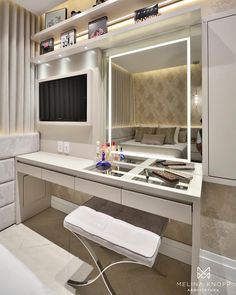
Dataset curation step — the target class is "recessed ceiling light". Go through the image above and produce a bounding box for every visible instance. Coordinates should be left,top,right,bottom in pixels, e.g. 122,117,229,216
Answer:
38,60,41,63
58,54,62,57
84,46,88,50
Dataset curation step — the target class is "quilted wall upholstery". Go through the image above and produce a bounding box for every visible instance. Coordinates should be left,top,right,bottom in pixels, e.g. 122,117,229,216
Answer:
134,64,202,126
0,133,39,231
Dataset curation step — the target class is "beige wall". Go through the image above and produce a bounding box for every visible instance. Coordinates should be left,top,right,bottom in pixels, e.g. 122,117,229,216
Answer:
133,64,202,126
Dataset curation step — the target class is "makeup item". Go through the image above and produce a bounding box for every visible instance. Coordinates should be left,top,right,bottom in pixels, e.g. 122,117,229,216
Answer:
152,170,179,184
119,146,125,161
95,140,100,162
115,146,119,161
111,141,116,161
168,164,195,171
162,160,186,166
96,151,111,171
106,142,111,161
168,170,193,182
144,169,149,183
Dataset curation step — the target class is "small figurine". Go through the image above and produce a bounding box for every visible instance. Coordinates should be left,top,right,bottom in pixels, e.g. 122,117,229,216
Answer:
93,0,107,7
71,10,81,17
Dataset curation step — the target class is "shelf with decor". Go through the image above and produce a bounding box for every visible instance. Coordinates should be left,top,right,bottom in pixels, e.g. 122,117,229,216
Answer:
31,4,201,65
32,0,160,43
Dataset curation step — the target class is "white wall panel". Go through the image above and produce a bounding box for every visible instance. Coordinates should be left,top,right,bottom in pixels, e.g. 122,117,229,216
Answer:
208,14,236,180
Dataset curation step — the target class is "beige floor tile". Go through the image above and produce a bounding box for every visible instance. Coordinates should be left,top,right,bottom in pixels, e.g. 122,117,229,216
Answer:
24,208,191,295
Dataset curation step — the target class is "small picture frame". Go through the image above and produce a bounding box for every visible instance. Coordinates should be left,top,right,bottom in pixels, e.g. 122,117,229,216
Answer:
61,29,76,48
88,16,108,39
40,38,54,55
45,8,67,29
134,4,158,23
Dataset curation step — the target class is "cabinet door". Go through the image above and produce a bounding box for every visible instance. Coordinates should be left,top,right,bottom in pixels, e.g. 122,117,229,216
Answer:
208,14,236,179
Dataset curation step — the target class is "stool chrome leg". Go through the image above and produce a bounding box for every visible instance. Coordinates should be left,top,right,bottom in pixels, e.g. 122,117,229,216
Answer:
68,232,116,295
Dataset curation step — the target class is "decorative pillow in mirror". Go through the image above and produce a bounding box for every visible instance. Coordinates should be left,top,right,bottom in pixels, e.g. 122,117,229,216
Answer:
141,134,166,145
135,127,156,142
157,127,176,144
178,130,187,143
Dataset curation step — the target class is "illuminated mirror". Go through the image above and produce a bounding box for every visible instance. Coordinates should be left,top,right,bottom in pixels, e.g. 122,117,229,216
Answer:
108,31,202,162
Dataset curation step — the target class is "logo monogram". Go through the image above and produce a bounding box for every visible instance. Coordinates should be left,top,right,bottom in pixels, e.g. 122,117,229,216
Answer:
197,267,211,280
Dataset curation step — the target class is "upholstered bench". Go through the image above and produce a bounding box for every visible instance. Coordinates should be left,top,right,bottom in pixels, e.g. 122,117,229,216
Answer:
64,197,168,294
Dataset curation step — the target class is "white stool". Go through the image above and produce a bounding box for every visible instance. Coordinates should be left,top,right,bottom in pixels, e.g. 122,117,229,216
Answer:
64,198,168,295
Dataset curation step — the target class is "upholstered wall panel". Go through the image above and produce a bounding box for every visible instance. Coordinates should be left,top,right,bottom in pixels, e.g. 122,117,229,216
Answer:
0,159,14,184
0,203,15,231
0,133,39,160
0,181,15,208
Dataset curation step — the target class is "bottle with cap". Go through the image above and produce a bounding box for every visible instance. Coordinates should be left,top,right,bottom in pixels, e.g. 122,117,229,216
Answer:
96,150,111,171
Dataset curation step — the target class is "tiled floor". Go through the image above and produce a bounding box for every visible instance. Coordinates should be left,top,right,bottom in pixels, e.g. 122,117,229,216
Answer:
23,208,191,295
0,223,92,295
1,208,235,294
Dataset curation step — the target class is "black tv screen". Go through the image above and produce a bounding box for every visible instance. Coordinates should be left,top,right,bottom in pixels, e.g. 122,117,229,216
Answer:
39,74,87,122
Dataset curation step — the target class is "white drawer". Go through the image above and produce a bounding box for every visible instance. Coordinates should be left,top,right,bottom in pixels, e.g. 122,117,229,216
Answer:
122,190,192,224
75,178,121,204
17,163,41,178
42,169,74,189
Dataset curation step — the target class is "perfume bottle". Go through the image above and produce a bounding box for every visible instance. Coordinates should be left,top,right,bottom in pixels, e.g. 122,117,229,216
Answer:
95,140,100,163
96,151,111,171
119,146,125,161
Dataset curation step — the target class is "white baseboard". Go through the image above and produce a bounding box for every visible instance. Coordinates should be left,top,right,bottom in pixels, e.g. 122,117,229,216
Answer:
200,249,236,283
51,196,236,283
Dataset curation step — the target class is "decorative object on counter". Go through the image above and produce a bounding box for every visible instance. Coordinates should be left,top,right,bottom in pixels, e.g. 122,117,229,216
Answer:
134,4,158,23
45,8,67,29
96,151,111,171
40,38,54,55
95,140,100,163
93,0,108,7
119,146,125,161
88,16,108,39
155,160,195,171
61,29,76,48
152,170,179,184
71,10,81,17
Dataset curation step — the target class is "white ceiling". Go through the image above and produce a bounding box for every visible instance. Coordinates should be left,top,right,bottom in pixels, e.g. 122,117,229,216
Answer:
13,0,66,15
112,36,201,73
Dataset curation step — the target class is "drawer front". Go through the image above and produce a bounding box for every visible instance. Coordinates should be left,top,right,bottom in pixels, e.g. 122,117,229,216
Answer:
122,190,192,224
75,178,121,204
42,169,74,189
17,163,41,178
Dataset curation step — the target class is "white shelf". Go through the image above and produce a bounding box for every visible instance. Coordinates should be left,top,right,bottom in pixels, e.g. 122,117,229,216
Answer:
32,0,159,43
31,5,201,65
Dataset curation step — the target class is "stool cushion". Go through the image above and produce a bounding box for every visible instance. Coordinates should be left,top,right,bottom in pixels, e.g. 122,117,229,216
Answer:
64,206,161,267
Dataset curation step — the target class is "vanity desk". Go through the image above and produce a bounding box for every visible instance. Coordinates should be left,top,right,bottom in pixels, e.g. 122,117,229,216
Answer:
16,151,202,293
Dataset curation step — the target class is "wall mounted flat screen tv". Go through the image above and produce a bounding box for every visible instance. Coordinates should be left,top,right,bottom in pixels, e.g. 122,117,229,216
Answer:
39,74,87,122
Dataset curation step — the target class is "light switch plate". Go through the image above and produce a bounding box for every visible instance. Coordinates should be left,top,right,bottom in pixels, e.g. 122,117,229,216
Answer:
63,142,70,155
57,141,63,153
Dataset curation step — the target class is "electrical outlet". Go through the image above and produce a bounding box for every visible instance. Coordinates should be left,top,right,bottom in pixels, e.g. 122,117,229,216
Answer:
57,141,63,153
63,142,70,155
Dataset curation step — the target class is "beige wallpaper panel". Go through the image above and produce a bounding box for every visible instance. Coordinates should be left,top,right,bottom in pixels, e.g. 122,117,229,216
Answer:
134,64,202,126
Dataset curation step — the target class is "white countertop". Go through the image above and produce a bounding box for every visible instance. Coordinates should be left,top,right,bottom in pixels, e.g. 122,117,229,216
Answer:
16,152,202,203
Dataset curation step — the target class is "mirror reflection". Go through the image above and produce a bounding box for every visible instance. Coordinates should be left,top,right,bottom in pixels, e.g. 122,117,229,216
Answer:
108,30,202,162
